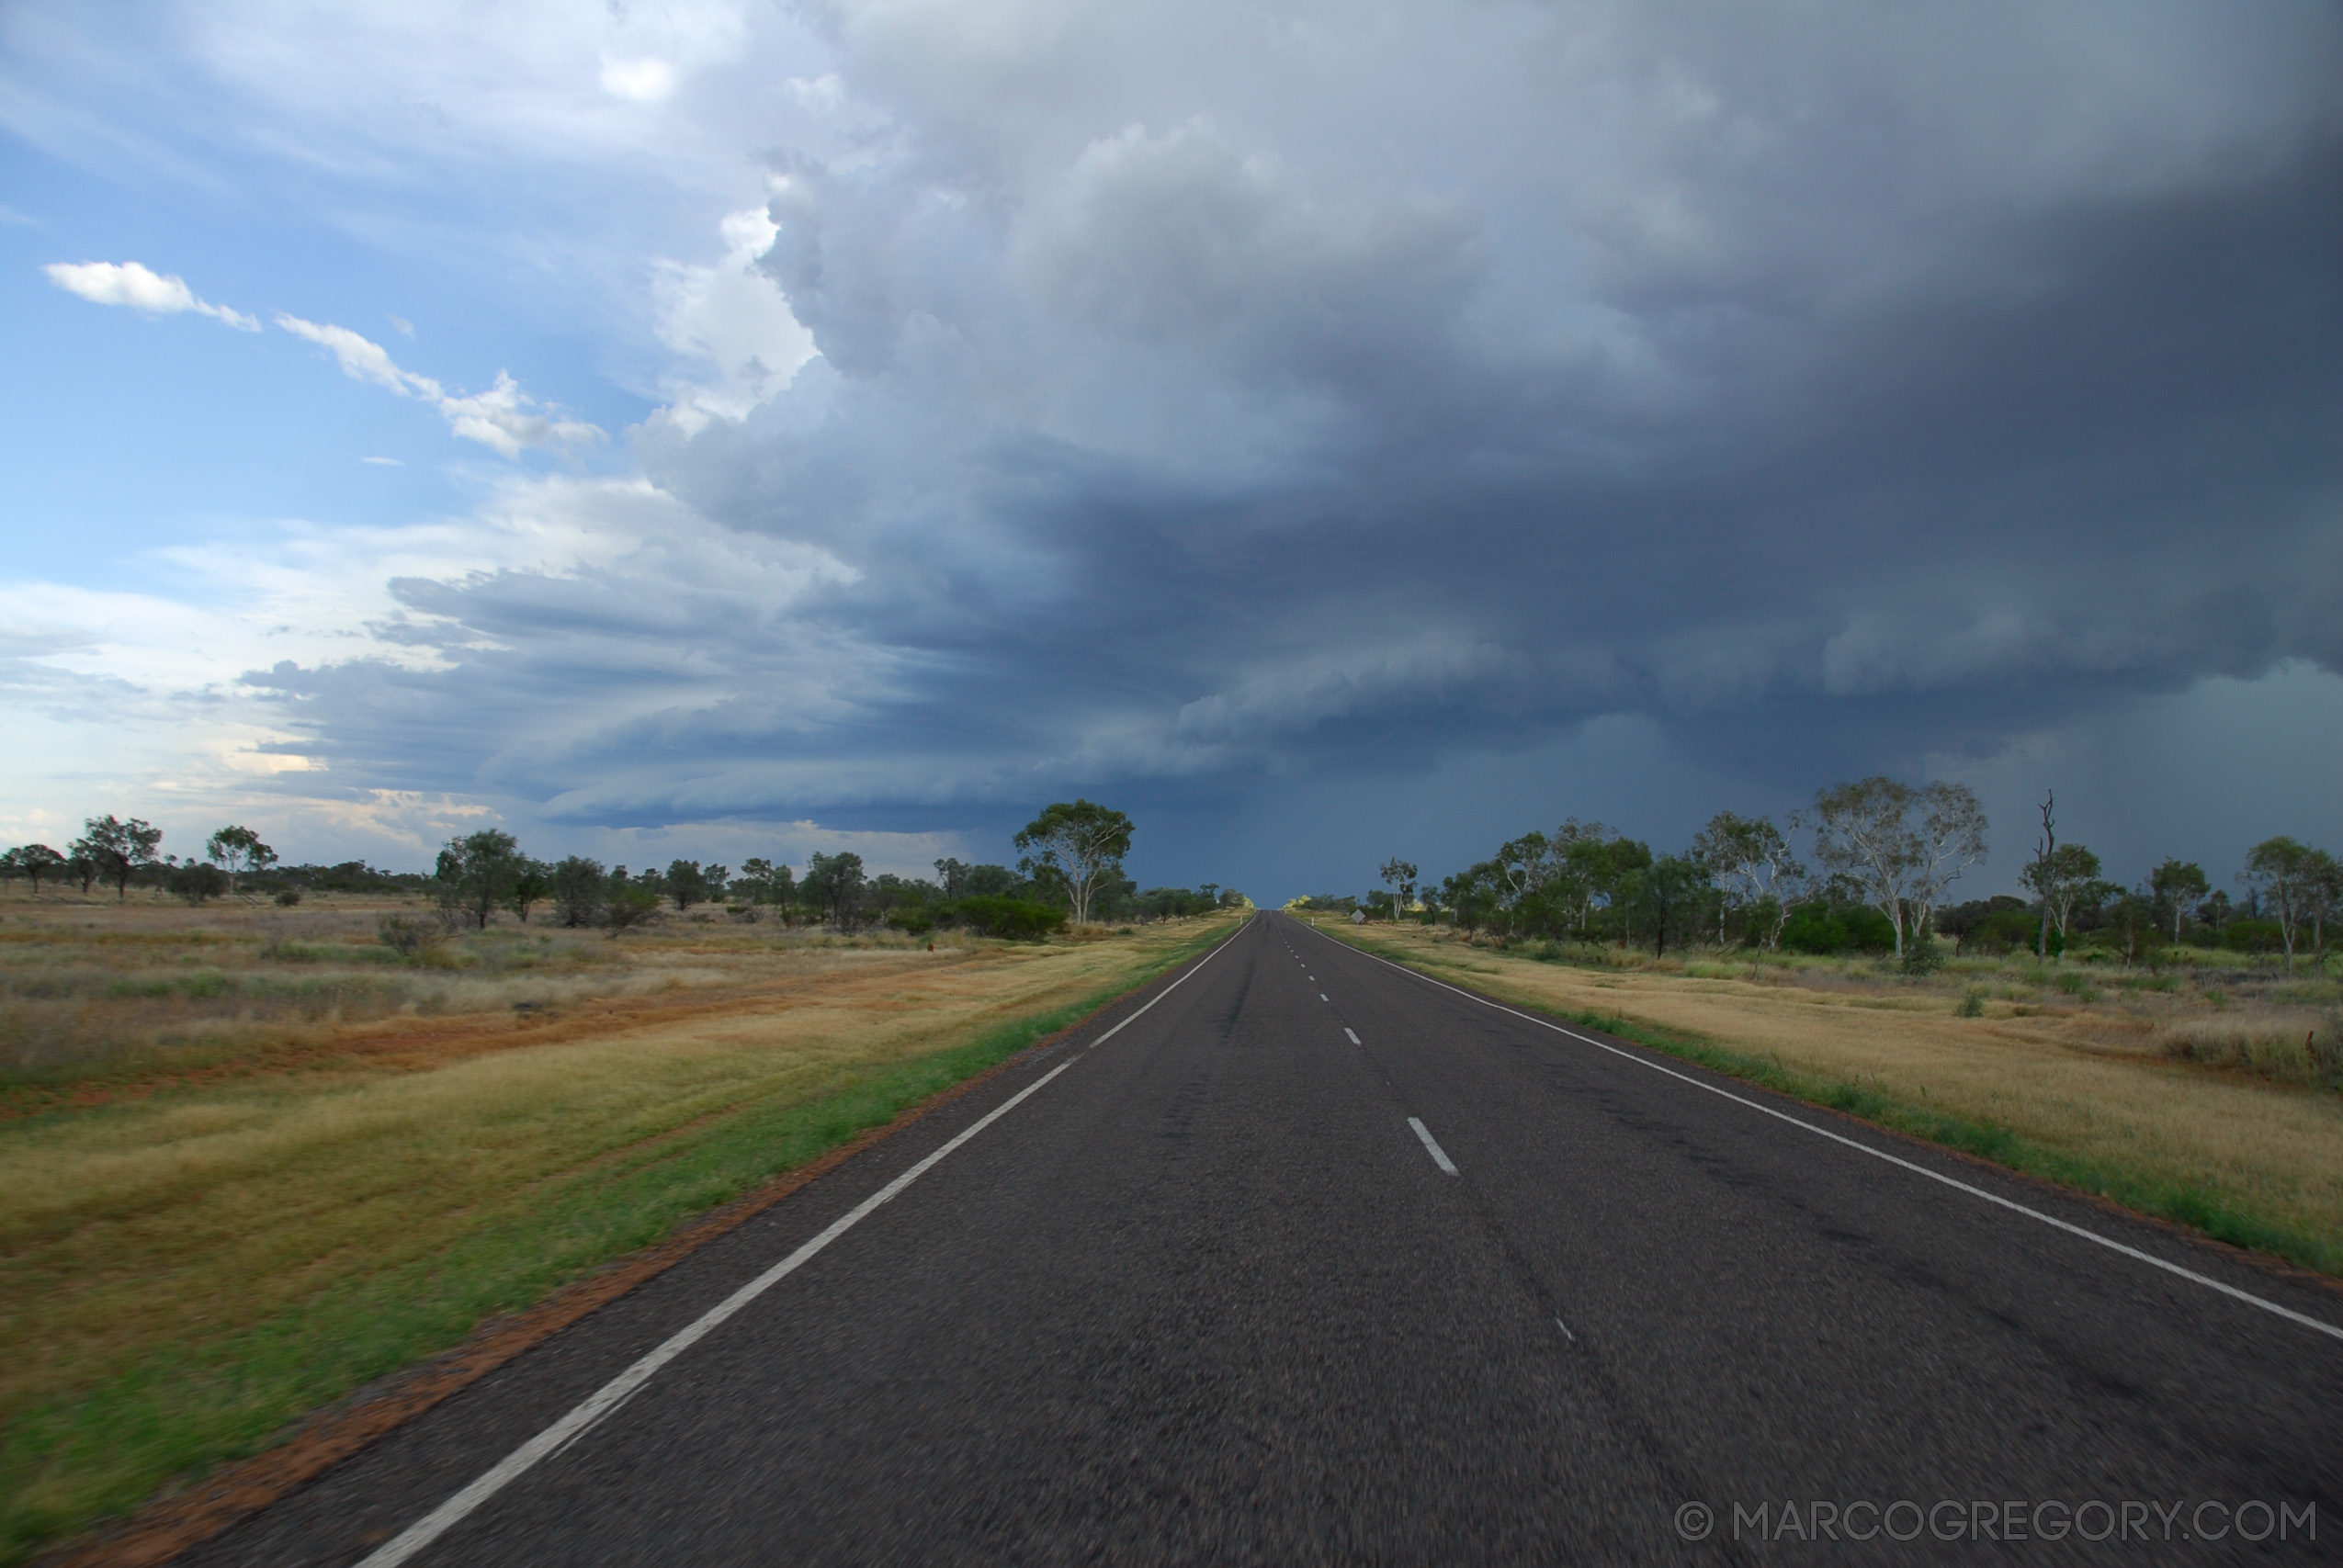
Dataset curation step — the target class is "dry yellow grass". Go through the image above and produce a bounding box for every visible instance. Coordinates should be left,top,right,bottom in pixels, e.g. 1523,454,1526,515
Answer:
0,893,1047,1092
0,895,1234,1562
1327,921,2343,1269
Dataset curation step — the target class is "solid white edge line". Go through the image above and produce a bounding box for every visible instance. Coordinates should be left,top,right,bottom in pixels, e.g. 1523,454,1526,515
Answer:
1408,1115,1460,1175
356,926,1243,1568
1297,919,2343,1346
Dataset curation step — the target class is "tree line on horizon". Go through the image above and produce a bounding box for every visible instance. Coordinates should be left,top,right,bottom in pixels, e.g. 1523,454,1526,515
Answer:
1300,777,2340,970
0,802,1249,940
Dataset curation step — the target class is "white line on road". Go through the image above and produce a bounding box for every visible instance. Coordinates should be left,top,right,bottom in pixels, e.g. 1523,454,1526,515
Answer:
1409,1116,1460,1175
1319,993,1329,1001
1554,1315,1577,1342
1343,1027,1360,1043
356,932,1240,1568
1307,924,2343,1345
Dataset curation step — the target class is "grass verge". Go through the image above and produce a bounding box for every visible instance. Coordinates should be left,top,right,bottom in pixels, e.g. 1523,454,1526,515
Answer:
4,919,1233,1566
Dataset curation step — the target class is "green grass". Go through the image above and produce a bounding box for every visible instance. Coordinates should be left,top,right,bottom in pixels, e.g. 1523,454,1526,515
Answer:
0,922,1231,1565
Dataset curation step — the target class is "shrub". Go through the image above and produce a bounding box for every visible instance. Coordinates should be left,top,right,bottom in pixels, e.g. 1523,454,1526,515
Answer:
1956,987,1986,1018
166,863,228,905
274,888,303,907
1958,907,2045,955
2223,919,2284,954
2053,970,2100,1004
886,907,936,936
1781,904,1896,955
377,914,446,960
950,895,1066,940
604,885,662,936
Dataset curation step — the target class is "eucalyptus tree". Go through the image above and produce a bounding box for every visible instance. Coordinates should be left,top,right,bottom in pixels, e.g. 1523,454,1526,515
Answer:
1550,820,1633,936
2304,849,2340,959
804,851,867,928
506,859,553,923
1378,858,1419,921
740,857,798,908
2240,837,2321,971
6,844,63,897
664,860,709,910
550,855,606,928
2103,890,2160,966
1488,832,1547,914
1013,800,1134,926
1689,810,1807,947
1811,779,1919,959
1631,853,1709,957
2147,859,2210,944
1810,778,1986,960
2028,791,2057,959
436,829,523,929
2020,843,2104,953
1906,782,1989,944
205,826,277,897
74,816,164,902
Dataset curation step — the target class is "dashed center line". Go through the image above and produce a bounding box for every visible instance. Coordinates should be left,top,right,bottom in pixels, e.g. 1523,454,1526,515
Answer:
1408,1117,1459,1176
1319,993,1329,1001
1343,1027,1360,1044
1305,919,2343,1345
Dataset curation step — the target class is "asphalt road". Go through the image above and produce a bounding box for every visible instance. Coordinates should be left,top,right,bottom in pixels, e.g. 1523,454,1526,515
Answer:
188,912,2342,1564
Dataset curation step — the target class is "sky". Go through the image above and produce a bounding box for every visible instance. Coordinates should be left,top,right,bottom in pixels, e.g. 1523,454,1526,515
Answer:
3,0,2339,902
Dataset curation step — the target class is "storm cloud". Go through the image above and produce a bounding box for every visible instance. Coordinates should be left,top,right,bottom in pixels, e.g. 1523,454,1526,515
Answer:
17,0,2343,885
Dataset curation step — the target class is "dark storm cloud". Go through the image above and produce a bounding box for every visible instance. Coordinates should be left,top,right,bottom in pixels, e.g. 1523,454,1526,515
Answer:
244,0,2343,848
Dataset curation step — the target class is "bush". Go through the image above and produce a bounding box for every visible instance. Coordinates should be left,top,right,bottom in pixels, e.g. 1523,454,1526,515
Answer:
950,895,1066,940
1781,904,1897,955
1957,906,2046,955
604,885,662,936
274,888,303,907
2223,919,2284,954
377,914,447,960
2053,970,2100,1004
886,907,936,936
166,863,228,905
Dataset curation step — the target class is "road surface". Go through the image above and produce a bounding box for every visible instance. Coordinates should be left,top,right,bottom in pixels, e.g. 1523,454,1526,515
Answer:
188,912,2340,1564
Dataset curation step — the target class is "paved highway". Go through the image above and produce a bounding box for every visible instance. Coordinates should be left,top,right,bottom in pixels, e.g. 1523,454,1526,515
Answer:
189,912,2340,1564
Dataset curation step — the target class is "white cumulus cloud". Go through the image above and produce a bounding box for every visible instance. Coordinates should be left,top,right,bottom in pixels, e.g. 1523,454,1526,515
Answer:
649,206,820,434
43,260,260,330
